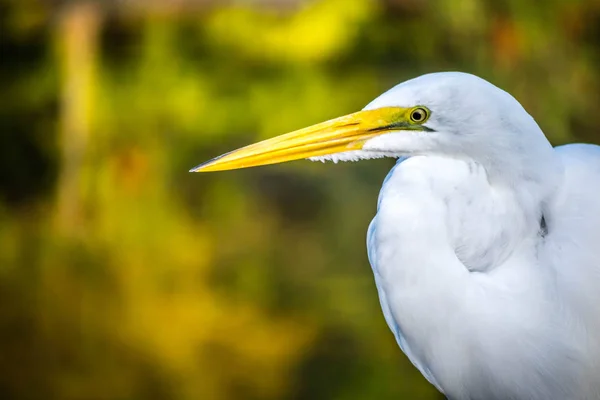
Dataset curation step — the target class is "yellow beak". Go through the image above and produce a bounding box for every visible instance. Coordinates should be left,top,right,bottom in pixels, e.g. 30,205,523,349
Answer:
190,107,411,172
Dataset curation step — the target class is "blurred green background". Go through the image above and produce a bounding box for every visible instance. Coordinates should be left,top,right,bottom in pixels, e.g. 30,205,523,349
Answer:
2,0,600,399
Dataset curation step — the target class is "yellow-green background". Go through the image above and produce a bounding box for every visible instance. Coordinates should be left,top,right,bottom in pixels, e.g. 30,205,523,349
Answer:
2,0,600,399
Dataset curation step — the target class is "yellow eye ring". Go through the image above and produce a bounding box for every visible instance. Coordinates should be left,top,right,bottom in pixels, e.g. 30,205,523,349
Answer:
409,107,429,124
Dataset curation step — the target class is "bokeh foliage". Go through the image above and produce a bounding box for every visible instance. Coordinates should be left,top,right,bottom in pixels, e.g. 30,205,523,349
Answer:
1,0,600,399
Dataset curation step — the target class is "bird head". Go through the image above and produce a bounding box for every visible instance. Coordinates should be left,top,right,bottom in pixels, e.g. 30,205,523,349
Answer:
191,72,559,191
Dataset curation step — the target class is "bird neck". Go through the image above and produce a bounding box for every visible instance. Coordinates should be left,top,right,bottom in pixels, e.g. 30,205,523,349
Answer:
379,156,544,273
373,152,598,399
372,155,554,393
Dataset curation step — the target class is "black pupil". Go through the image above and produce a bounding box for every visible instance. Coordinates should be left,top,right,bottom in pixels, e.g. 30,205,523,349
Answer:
413,110,424,121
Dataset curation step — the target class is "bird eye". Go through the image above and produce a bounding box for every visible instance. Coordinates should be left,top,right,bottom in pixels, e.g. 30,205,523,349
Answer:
410,107,429,123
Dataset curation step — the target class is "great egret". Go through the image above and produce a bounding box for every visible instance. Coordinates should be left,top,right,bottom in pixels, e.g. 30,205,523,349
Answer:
191,72,600,400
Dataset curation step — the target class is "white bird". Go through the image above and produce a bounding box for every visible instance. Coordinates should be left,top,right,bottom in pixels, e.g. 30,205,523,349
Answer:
191,72,600,400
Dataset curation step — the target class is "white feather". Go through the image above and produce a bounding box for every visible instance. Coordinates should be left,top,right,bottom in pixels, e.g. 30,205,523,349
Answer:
359,72,600,399
308,151,390,163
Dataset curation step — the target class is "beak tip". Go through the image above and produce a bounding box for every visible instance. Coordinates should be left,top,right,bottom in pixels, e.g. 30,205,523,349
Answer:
190,152,232,173
189,162,210,173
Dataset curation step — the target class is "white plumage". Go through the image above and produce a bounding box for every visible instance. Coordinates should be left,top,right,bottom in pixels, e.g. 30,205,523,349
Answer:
192,72,600,399
364,73,600,399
